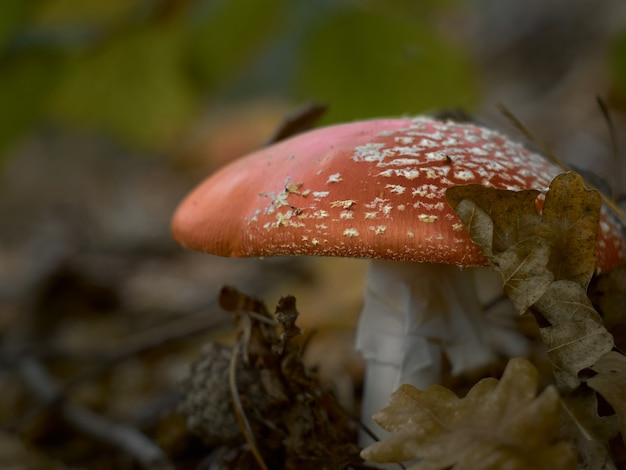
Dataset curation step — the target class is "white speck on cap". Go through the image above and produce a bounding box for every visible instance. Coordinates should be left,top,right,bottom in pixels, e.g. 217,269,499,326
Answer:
327,173,342,183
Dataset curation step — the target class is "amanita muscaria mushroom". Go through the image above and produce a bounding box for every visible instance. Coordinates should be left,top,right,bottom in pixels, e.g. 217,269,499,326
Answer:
171,116,626,441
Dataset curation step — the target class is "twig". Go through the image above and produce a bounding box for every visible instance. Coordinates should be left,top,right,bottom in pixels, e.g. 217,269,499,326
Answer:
239,312,253,365
497,102,568,170
497,101,626,226
93,307,230,362
596,96,620,201
265,102,327,145
47,308,230,395
17,356,174,470
229,342,269,470
6,310,228,434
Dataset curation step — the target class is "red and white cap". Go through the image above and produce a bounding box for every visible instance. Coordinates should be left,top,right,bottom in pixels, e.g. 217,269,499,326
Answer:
172,117,626,271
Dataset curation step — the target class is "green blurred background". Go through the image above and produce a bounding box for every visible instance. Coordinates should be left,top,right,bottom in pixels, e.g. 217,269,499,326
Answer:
0,0,483,159
2,0,626,169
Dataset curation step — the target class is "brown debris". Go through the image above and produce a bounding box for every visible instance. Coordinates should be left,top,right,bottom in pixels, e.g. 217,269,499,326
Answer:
179,287,363,469
447,171,626,467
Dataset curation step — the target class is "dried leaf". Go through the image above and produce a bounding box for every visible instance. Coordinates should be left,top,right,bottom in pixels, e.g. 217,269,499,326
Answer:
273,295,303,355
538,172,601,287
219,285,271,318
592,265,626,351
447,172,600,307
183,287,362,469
446,172,625,466
559,388,619,469
447,172,613,392
496,238,554,313
449,186,552,312
447,185,543,255
361,358,576,470
452,198,494,257
588,351,626,444
535,281,614,390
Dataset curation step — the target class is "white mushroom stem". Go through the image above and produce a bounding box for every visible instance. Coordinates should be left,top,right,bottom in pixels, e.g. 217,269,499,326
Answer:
355,259,528,445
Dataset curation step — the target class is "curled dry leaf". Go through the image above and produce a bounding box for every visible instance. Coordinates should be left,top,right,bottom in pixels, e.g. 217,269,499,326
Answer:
361,357,576,470
446,171,626,466
534,280,614,390
447,171,599,309
446,172,614,392
450,190,548,313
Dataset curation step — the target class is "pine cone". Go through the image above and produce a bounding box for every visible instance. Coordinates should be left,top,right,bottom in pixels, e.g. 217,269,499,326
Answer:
179,342,273,445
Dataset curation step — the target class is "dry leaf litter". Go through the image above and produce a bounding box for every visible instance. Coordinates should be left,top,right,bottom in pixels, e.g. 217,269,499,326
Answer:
179,287,364,469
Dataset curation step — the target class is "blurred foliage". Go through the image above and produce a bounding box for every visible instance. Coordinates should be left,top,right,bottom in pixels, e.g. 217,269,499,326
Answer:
612,26,626,97
0,49,65,159
186,0,292,90
30,0,136,28
0,0,29,49
0,0,478,160
48,23,196,149
294,3,477,123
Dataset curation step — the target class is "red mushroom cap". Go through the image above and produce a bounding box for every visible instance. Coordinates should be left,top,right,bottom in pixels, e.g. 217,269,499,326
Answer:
172,117,626,270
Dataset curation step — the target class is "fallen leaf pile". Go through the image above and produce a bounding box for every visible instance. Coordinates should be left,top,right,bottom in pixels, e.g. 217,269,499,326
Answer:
179,287,363,470
361,357,576,469
444,172,626,467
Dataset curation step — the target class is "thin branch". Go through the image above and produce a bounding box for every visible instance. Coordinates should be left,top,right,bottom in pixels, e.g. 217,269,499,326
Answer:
48,308,230,396
596,96,620,201
229,342,269,470
497,102,568,170
497,101,626,226
265,102,327,145
6,310,227,434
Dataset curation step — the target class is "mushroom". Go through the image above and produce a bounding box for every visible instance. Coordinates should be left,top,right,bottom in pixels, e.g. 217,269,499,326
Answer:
171,116,626,442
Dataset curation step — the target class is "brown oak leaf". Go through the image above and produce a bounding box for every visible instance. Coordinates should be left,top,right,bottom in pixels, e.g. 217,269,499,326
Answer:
360,358,576,470
534,280,613,390
559,388,620,469
446,172,614,392
446,172,625,466
449,187,550,313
